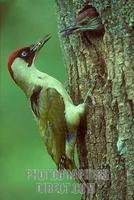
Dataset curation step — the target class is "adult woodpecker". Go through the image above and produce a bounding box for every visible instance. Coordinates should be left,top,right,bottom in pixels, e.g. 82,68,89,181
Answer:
60,5,104,36
8,34,88,172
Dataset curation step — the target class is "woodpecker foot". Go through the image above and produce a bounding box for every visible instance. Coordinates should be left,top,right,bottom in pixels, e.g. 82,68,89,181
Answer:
84,89,95,105
58,155,66,170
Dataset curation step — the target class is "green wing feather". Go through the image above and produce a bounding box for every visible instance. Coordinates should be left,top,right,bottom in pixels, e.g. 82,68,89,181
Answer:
39,88,76,170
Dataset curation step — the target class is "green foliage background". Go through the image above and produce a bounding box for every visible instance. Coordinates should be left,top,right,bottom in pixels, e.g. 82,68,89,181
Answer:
0,0,80,199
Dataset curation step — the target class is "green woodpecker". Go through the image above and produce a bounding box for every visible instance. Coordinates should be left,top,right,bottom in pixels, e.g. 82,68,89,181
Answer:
8,35,88,172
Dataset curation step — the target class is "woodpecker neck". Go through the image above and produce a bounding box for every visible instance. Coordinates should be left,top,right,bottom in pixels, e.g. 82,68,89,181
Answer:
11,58,43,97
10,58,73,105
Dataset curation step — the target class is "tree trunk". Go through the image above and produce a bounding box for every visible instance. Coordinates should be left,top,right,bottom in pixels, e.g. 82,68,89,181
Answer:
55,1,134,200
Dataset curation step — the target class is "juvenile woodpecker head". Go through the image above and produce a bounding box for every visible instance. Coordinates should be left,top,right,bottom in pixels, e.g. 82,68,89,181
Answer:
60,5,104,37
8,34,51,83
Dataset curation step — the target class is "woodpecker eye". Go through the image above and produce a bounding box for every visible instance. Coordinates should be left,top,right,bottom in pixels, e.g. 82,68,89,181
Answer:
21,51,28,57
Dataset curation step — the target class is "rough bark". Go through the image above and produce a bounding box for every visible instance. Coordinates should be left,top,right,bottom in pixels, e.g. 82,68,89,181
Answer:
55,0,134,200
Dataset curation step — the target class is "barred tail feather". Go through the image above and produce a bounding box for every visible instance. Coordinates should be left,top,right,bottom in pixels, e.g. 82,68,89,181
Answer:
58,155,87,185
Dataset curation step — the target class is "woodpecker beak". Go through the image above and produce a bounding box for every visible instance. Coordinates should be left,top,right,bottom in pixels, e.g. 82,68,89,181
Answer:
30,34,51,54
